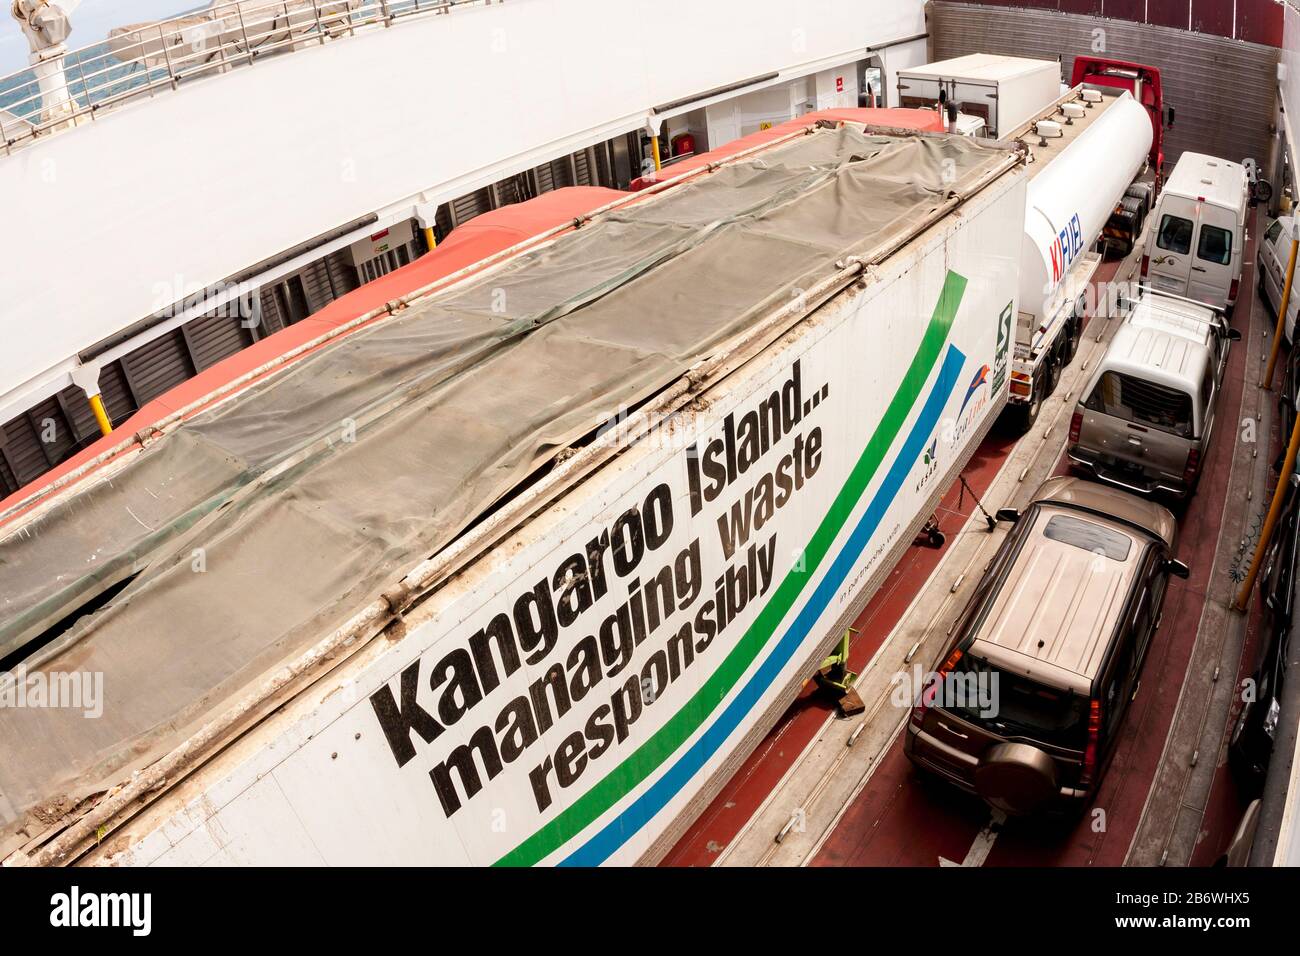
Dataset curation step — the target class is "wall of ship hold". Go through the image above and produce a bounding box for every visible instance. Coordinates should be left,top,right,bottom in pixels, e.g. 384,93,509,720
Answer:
938,0,1284,45
100,174,1025,866
928,1,1281,168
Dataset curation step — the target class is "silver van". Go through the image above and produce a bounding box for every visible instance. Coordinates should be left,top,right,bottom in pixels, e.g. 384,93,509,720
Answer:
1067,289,1239,498
1257,215,1298,344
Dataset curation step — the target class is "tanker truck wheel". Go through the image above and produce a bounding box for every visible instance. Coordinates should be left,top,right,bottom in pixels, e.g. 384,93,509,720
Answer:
1116,203,1142,254
1063,316,1081,363
1011,376,1044,435
1046,346,1063,396
1125,182,1153,217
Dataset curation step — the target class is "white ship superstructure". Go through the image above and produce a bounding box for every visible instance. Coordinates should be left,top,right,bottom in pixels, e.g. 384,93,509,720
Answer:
0,0,929,499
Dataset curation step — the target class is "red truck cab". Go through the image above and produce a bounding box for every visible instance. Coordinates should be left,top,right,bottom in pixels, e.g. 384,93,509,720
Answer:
1071,56,1173,190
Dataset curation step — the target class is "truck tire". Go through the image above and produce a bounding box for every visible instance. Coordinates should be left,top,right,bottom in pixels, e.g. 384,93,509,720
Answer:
1120,196,1146,235
1063,316,1081,363
1010,375,1045,435
1125,182,1153,215
1112,208,1138,256
1046,344,1063,396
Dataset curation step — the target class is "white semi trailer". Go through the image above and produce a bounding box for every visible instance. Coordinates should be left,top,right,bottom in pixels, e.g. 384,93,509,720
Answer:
0,119,1026,866
1004,86,1154,431
897,53,1062,140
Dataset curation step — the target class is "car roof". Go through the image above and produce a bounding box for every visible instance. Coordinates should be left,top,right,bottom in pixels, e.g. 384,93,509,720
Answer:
1033,475,1178,547
1163,152,1247,210
1127,291,1221,343
1268,214,1295,239
970,502,1149,695
1101,319,1211,391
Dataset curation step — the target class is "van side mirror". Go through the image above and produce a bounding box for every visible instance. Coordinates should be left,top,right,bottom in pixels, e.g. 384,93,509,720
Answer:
1164,559,1191,579
1226,328,1242,342
1165,106,1176,129
995,508,1021,524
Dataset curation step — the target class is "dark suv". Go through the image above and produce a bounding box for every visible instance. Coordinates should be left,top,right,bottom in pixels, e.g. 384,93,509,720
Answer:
905,477,1188,814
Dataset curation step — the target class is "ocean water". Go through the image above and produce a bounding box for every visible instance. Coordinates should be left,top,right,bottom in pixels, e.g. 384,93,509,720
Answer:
0,41,163,122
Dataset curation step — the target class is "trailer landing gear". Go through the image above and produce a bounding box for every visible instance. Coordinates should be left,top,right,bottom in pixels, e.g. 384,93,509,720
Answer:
815,628,865,716
918,515,946,548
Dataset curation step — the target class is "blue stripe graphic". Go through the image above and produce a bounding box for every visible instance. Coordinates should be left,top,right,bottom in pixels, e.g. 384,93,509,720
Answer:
560,344,968,865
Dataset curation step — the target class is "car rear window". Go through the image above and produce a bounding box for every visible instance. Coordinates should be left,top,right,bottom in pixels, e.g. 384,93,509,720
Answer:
1085,371,1194,438
949,656,1090,750
1043,513,1132,561
1197,225,1233,265
1157,214,1193,255
1266,220,1283,245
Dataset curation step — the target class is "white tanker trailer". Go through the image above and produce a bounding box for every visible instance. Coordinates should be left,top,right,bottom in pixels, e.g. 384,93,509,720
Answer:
1005,87,1154,431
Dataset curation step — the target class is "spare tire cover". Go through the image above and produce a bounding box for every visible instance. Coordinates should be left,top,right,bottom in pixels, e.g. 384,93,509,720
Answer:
974,742,1059,815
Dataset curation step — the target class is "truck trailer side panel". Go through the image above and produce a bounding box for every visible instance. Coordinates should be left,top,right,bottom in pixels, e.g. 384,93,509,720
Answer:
97,170,1026,867
898,54,1061,138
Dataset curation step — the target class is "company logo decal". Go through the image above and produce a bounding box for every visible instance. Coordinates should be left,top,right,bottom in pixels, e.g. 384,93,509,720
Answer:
1049,212,1085,285
992,301,1012,391
959,364,990,417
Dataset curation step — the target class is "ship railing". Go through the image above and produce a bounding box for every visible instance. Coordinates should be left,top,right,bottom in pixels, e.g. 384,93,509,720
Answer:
0,0,489,155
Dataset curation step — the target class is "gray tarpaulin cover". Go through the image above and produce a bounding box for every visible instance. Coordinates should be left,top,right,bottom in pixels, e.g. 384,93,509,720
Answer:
0,125,1006,850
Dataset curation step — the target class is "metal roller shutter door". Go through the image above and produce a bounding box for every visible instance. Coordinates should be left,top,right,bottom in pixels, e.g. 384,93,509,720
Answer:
259,287,287,335
56,385,100,444
574,149,593,186
23,397,78,465
451,188,494,225
0,389,91,491
298,260,337,314
119,329,195,408
0,444,17,497
928,1,1279,168
325,247,360,300
495,176,527,206
1,417,53,489
96,363,136,425
183,312,254,372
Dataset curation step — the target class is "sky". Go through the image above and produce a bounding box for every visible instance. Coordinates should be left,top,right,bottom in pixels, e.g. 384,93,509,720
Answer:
1,0,204,75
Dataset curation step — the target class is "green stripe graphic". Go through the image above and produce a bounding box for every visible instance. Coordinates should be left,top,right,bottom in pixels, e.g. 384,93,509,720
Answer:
495,271,969,866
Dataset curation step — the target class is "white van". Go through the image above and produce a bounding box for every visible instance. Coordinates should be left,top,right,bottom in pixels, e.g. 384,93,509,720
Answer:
1144,152,1249,314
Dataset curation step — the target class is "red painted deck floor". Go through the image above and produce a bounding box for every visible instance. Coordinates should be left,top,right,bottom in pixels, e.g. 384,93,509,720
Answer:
661,424,1017,865
665,233,1267,867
